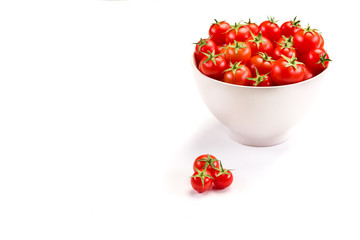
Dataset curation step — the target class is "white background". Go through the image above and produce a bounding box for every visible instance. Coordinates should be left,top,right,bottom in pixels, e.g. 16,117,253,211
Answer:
1,0,360,239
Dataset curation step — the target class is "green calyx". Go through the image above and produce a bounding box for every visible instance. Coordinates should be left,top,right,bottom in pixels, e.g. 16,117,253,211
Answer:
286,36,294,45
248,31,265,48
275,35,294,47
242,18,255,25
214,161,233,177
224,62,244,75
212,19,225,26
246,67,270,86
267,16,279,24
302,24,319,34
224,40,247,54
258,52,275,62
282,53,304,70
317,52,332,68
196,154,220,170
291,16,301,27
276,41,295,50
228,21,246,34
191,167,214,187
193,36,210,49
201,50,221,66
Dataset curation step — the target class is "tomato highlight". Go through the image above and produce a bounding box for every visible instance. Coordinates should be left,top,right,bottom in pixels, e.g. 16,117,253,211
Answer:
194,17,331,86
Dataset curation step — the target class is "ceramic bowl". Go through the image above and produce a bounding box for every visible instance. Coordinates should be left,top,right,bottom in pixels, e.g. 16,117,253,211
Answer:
192,55,327,146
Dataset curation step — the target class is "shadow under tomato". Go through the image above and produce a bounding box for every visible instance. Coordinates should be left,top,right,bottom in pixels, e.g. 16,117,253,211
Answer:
180,119,293,193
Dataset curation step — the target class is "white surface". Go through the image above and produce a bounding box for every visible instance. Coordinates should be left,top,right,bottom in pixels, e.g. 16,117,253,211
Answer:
0,0,359,239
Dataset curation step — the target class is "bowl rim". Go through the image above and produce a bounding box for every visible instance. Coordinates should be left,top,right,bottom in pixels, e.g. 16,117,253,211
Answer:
191,53,328,89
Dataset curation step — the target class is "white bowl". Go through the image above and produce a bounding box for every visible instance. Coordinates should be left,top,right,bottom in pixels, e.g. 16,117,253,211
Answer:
192,55,327,147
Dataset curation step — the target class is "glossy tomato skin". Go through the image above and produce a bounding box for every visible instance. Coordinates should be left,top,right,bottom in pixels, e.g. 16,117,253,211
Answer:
303,65,314,80
213,170,233,189
296,53,306,64
193,154,220,176
194,38,218,64
223,64,252,86
246,23,259,35
217,44,227,55
319,34,324,49
280,20,301,37
245,34,273,56
293,28,321,55
209,20,231,45
302,48,330,75
224,41,251,64
273,45,297,60
199,54,228,80
259,20,281,43
247,53,274,76
271,58,305,85
248,23,260,35
191,170,213,193
226,25,252,44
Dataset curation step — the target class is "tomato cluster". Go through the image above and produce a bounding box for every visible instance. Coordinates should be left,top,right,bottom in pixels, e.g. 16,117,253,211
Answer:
194,17,331,86
191,154,233,193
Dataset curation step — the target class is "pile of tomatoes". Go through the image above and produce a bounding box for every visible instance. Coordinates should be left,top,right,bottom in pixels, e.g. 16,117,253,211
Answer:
194,17,331,86
191,154,233,193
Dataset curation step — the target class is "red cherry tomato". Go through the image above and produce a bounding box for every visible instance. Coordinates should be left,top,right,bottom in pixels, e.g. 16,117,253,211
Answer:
245,31,273,56
273,42,297,60
296,53,306,64
193,154,220,176
302,48,331,75
213,162,233,189
226,22,252,44
198,51,228,80
224,41,251,64
217,44,227,55
280,17,301,37
275,35,294,46
319,34,324,49
247,68,273,87
271,54,305,85
259,17,281,43
194,18,331,87
191,169,214,193
194,37,218,65
303,65,314,80
209,19,231,46
223,62,252,86
293,25,321,55
247,52,275,76
243,18,259,35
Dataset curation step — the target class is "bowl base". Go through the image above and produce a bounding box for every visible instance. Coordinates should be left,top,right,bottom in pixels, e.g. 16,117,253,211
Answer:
226,129,291,147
